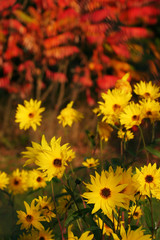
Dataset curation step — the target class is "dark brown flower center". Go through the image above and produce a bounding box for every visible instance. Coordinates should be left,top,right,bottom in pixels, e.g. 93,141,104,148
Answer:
113,104,121,112
39,237,45,240
132,115,139,121
14,179,20,185
89,163,93,167
28,112,34,118
26,214,33,222
36,176,42,182
144,92,150,97
146,111,152,116
133,212,139,217
145,175,153,183
100,187,111,199
53,158,62,167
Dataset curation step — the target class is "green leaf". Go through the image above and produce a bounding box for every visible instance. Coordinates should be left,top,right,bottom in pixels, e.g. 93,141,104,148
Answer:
13,10,37,24
142,205,153,231
145,146,160,158
64,208,92,227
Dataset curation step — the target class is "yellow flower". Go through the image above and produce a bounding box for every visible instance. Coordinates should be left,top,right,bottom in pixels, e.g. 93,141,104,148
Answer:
8,169,29,195
28,170,47,190
98,89,132,125
35,196,56,222
115,72,132,93
57,189,72,215
68,225,94,240
18,232,31,240
95,214,118,236
133,163,160,197
120,102,142,129
108,166,137,208
82,158,99,169
128,205,143,220
134,81,160,100
57,101,84,127
17,200,44,231
22,141,44,166
117,129,134,141
82,170,128,216
30,228,54,240
33,135,75,180
0,171,9,190
97,121,113,142
112,225,151,240
15,99,45,131
139,98,160,122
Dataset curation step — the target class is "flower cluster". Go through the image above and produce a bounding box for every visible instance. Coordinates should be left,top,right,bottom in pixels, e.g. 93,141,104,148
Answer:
96,80,160,141
2,78,160,239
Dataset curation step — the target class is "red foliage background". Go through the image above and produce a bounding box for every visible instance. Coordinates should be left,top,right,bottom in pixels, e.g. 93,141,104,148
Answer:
0,0,160,105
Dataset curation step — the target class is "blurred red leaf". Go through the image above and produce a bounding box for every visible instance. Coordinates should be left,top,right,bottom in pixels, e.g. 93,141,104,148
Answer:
46,70,67,83
3,62,13,75
0,0,16,12
79,76,93,87
112,44,130,59
45,46,79,59
44,32,74,49
121,26,153,39
4,46,22,60
120,6,160,25
0,77,10,88
97,75,118,90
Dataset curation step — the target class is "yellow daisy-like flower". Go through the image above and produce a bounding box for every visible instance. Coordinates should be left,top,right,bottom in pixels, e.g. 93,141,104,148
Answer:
117,129,134,141
108,166,137,208
35,196,56,222
68,225,94,240
98,88,132,125
22,141,44,166
112,225,151,240
15,99,45,131
30,228,54,240
139,98,160,122
134,81,160,100
17,200,45,231
18,232,31,240
82,170,128,216
128,205,143,220
22,135,75,179
82,158,99,169
57,189,72,215
34,136,75,180
115,72,132,93
8,169,29,195
57,101,84,127
120,102,143,130
97,121,113,142
0,171,9,190
28,170,47,190
133,163,160,197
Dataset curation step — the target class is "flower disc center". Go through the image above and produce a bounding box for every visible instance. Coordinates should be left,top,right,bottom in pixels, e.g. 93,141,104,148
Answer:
100,187,111,199
26,214,33,222
145,175,153,183
53,158,62,167
37,177,42,182
132,115,139,121
28,112,34,118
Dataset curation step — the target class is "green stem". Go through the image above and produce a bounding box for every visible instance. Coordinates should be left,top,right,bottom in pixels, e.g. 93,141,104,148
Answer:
51,180,65,240
148,194,154,240
138,126,150,164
